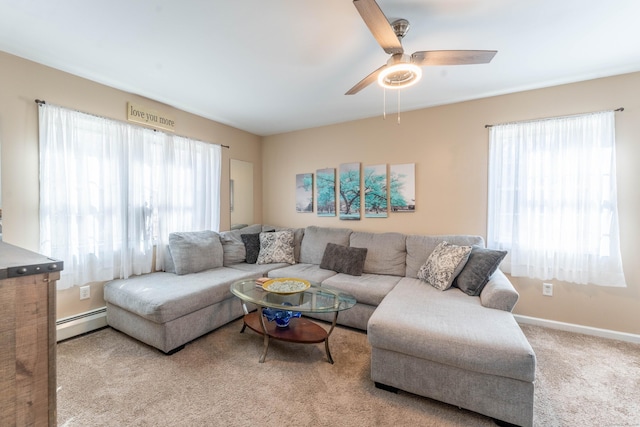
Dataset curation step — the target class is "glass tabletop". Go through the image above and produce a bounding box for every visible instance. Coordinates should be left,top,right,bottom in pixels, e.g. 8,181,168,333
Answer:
230,279,356,313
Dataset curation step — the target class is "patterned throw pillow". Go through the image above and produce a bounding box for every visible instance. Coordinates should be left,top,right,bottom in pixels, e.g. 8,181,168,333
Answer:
256,230,296,264
417,241,472,291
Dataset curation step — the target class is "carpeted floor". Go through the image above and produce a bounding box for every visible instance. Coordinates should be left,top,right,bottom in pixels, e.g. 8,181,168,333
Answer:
56,319,640,427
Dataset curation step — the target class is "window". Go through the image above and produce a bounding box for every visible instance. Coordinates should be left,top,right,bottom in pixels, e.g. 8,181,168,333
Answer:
487,111,625,287
39,104,221,289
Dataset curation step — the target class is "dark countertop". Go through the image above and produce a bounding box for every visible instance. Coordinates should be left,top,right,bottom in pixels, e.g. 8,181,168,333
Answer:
0,241,63,279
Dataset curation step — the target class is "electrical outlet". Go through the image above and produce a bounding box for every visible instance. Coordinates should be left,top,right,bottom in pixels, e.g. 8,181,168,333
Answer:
80,285,90,300
542,282,553,296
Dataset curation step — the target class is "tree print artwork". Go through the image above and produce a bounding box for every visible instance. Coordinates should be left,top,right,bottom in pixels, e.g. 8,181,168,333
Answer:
296,173,313,213
316,168,336,216
390,163,415,212
339,162,361,220
364,164,388,218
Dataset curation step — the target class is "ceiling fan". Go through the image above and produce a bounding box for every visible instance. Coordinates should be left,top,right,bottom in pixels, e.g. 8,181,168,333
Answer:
346,0,497,95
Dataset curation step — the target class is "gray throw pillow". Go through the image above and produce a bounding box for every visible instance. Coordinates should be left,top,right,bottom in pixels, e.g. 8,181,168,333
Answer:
241,233,261,264
168,230,223,275
417,241,472,291
256,230,296,264
320,243,368,276
453,246,507,296
219,224,263,265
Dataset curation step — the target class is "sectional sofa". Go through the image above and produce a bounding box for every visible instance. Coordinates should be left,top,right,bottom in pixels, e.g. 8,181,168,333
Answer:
104,224,536,427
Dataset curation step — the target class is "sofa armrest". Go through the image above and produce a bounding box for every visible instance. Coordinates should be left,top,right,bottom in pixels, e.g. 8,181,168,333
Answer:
479,269,519,312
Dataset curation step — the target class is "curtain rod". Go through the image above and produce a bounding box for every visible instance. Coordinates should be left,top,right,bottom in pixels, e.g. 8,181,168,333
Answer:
484,107,624,129
35,99,230,149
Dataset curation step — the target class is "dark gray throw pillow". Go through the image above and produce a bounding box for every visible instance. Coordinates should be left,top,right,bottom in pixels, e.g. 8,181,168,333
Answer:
320,243,368,276
240,233,261,264
453,246,507,296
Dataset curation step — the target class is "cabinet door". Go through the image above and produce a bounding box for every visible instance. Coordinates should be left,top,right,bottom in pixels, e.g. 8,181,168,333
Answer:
0,272,58,426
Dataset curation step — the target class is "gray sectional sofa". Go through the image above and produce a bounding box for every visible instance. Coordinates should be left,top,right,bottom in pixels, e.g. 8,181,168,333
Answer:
104,224,536,427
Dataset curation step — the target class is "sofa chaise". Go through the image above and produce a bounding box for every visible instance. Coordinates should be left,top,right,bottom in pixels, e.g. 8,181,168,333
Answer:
103,224,535,426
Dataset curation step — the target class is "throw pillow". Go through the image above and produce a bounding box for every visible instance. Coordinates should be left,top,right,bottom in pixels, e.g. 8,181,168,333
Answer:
219,224,263,266
168,230,223,275
240,233,261,264
417,241,472,291
256,230,296,264
453,246,507,296
320,243,368,276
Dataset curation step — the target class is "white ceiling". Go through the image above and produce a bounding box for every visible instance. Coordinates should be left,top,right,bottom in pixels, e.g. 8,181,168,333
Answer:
1,1,640,136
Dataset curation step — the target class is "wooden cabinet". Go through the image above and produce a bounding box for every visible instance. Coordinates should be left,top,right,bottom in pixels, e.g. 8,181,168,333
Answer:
0,243,62,426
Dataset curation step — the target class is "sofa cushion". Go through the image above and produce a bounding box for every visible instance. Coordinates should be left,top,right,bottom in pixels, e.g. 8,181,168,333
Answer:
168,230,223,275
406,234,484,278
268,263,337,283
322,273,401,306
228,262,291,276
320,243,368,276
257,230,295,264
453,246,508,296
104,268,256,324
240,233,261,264
417,241,472,291
163,245,176,273
368,277,536,382
480,269,520,312
219,224,263,266
300,226,352,265
350,231,406,276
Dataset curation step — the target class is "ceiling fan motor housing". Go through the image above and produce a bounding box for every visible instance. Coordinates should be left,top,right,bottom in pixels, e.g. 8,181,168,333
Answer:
390,18,410,39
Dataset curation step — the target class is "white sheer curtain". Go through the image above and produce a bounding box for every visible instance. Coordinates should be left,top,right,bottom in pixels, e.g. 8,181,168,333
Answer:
39,104,221,289
487,111,626,287
154,135,222,271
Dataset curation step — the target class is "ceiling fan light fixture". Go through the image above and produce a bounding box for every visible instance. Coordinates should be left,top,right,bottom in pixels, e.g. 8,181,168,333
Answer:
377,58,422,89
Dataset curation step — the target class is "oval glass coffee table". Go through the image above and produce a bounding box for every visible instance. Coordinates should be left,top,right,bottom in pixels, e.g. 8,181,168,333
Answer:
230,278,356,364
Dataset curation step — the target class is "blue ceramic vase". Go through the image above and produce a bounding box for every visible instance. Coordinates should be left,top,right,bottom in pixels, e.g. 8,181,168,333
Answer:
262,302,301,328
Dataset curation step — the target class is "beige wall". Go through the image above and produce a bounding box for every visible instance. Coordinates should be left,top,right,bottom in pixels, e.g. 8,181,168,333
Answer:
262,72,640,335
3,48,638,335
0,51,263,319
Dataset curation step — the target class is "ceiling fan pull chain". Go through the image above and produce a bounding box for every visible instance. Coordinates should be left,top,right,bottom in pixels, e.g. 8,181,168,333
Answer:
397,89,401,125
383,88,386,119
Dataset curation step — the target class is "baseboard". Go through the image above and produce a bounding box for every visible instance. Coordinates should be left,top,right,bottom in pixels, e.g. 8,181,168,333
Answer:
56,307,108,342
514,314,640,344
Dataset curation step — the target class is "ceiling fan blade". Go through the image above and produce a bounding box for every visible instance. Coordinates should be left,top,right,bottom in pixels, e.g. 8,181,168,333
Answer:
411,50,497,66
354,0,403,55
345,64,386,95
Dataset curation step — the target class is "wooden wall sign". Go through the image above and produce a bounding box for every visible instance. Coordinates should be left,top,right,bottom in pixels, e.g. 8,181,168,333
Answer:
127,102,176,132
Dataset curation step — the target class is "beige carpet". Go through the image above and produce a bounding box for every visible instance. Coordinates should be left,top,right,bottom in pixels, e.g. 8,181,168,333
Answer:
56,319,640,427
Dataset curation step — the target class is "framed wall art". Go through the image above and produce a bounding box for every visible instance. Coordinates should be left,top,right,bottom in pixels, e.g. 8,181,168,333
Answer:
339,162,361,220
390,163,415,212
316,168,336,216
364,164,388,218
296,173,313,213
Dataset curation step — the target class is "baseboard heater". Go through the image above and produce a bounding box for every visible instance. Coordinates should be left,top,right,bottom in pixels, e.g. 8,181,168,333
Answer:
56,306,107,342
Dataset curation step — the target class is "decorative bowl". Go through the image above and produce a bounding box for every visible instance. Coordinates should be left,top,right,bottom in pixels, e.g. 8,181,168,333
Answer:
262,278,310,294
